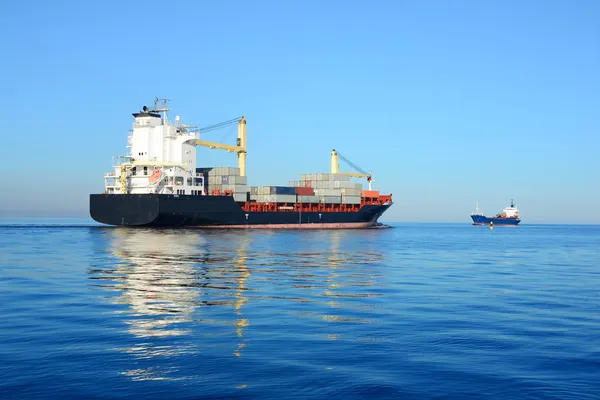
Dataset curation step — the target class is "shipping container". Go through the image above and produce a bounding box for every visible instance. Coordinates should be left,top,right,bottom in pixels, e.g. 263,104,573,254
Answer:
227,167,241,176
221,184,248,193
233,193,248,202
331,174,350,181
361,190,380,197
256,194,296,203
250,186,258,195
342,196,362,204
340,188,362,196
321,196,342,204
258,186,271,195
228,176,247,185
295,187,314,196
333,181,357,189
269,186,296,195
298,195,319,203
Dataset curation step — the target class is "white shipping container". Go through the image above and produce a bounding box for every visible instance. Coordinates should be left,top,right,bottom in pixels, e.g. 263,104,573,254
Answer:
256,194,296,203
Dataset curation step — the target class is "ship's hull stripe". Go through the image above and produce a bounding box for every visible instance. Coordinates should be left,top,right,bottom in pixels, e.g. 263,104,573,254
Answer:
189,222,376,229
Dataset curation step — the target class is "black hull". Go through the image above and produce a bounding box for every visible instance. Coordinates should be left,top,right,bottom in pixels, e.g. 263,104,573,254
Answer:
90,194,392,228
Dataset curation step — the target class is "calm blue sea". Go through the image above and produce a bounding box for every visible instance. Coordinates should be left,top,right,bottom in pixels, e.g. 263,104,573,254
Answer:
1,220,599,399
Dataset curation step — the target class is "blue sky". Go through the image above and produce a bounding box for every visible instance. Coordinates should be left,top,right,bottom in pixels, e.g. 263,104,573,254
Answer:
0,0,598,223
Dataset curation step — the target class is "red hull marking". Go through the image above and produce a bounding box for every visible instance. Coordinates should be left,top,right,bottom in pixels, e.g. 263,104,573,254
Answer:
188,222,376,229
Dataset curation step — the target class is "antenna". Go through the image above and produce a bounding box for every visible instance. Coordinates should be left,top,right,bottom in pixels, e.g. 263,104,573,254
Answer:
152,97,170,123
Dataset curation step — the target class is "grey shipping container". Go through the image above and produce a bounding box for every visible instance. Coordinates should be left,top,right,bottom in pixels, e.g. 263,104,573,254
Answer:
342,196,362,204
257,194,296,203
340,188,362,196
222,184,248,193
298,195,319,203
233,193,248,202
229,176,247,185
321,196,342,204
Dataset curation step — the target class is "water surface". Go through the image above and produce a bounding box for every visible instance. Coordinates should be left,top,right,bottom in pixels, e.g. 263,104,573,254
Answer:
1,222,599,399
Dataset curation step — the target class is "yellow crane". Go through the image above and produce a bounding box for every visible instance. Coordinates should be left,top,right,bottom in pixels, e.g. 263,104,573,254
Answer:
330,149,373,190
195,116,247,176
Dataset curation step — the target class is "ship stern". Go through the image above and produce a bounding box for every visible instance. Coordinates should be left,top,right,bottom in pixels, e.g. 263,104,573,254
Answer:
90,194,160,226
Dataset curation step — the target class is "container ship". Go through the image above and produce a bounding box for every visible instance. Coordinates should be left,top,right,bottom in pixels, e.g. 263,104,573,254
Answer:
471,200,521,226
89,99,393,228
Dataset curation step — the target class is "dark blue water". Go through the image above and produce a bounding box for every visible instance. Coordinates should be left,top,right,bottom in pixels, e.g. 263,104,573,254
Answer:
1,220,599,399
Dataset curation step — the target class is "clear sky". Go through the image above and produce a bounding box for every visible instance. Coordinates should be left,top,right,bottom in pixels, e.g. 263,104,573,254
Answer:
0,0,598,223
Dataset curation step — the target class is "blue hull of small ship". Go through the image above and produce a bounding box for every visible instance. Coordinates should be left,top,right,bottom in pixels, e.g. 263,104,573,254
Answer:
471,215,520,226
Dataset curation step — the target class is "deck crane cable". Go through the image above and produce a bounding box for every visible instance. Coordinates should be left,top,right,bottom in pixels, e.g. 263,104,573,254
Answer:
219,124,237,144
336,150,371,176
198,117,243,134
197,116,243,144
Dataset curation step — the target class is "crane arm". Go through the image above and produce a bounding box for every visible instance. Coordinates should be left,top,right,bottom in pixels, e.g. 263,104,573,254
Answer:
336,171,371,180
193,116,248,176
195,139,244,153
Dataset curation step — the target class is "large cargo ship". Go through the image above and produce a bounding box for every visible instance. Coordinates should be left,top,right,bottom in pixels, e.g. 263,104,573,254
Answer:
89,99,393,228
471,200,521,226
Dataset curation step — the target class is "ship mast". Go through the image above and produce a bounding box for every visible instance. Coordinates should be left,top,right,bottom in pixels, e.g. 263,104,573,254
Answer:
153,97,170,124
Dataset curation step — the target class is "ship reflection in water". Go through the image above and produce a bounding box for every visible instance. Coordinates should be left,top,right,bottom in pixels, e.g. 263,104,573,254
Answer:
89,228,385,382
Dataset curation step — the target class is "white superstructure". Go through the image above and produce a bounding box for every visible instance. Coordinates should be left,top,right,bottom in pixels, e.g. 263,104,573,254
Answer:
104,99,204,196
501,199,519,218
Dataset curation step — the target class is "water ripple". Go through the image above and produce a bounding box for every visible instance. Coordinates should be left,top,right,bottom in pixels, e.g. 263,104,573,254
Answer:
1,223,599,399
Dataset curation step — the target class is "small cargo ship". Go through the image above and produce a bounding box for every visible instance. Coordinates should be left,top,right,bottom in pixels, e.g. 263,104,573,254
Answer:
471,200,521,226
89,99,393,228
